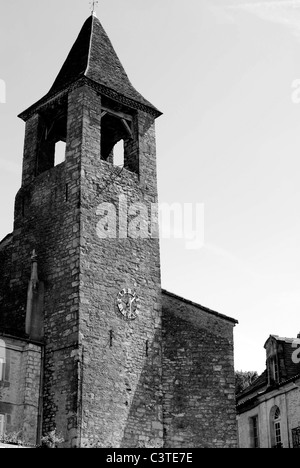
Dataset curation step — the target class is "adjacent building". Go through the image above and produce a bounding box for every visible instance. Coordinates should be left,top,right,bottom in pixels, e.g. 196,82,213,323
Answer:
237,334,300,448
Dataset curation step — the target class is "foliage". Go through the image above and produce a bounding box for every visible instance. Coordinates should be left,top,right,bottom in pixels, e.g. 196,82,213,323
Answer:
40,429,64,448
136,439,163,448
235,370,259,395
81,437,113,448
82,437,162,449
0,431,29,446
0,429,64,448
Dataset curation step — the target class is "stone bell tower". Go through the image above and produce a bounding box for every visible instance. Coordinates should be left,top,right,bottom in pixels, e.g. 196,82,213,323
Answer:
14,12,163,447
0,10,238,449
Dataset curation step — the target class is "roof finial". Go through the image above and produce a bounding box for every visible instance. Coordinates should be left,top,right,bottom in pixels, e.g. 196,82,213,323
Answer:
90,0,99,17
31,249,37,262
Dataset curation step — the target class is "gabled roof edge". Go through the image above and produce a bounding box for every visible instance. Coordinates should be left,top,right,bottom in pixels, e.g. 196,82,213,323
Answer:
162,289,238,325
18,76,162,122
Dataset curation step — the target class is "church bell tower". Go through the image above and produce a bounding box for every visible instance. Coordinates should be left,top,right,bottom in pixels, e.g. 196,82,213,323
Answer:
16,12,163,447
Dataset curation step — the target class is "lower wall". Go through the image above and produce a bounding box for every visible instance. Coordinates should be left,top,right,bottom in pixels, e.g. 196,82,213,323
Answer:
0,295,238,448
0,337,42,446
162,293,238,448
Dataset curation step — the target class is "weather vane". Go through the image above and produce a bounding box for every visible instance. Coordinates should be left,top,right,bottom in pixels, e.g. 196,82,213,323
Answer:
90,0,99,15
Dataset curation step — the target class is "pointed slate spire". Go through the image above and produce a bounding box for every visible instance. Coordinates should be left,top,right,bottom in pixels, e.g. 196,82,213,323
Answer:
46,15,160,115
19,15,161,120
47,16,93,97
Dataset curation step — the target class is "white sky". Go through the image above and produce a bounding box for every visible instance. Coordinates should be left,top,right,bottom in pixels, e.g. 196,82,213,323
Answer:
1,0,300,374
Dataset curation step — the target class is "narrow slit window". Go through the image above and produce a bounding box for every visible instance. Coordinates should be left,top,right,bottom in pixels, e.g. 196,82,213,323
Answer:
54,141,66,166
113,140,124,168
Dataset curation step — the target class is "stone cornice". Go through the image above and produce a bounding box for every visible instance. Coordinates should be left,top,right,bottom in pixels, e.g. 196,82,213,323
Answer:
18,77,162,122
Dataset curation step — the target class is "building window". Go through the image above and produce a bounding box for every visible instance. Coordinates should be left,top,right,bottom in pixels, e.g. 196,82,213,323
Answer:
250,415,260,448
100,101,139,175
0,414,5,438
54,140,66,166
274,408,281,445
0,340,5,382
292,427,300,448
270,406,282,448
36,103,68,177
0,342,9,384
113,139,124,168
268,356,280,386
0,357,4,381
273,359,279,382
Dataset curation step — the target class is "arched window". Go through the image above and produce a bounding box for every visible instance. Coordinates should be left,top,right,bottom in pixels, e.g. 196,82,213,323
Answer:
274,408,281,445
270,406,282,448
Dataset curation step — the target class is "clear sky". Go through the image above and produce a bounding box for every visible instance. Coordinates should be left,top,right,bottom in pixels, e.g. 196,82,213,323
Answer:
1,0,300,374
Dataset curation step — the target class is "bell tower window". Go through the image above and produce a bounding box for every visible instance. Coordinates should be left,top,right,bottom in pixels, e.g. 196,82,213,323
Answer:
100,103,139,175
36,102,68,176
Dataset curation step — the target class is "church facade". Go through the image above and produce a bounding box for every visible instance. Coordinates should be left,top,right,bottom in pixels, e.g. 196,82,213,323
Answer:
0,13,238,448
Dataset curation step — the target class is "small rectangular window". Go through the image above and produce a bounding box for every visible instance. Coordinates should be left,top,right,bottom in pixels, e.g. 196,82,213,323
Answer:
292,427,300,448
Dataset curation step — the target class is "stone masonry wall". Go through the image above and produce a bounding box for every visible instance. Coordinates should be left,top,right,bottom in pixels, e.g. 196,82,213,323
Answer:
78,86,163,448
0,80,238,448
0,236,14,335
0,85,96,446
162,292,237,448
0,337,42,446
11,160,81,446
0,83,164,448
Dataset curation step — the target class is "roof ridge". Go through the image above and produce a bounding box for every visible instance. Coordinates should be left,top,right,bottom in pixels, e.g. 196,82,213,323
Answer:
161,289,238,324
84,14,95,77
